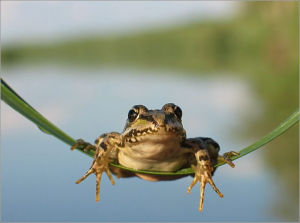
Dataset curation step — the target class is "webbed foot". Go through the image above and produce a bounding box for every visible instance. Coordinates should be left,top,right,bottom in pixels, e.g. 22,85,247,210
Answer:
187,150,223,212
218,151,240,168
75,133,122,201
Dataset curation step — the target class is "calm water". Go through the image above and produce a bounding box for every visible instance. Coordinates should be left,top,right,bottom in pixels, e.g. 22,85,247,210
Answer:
1,65,281,221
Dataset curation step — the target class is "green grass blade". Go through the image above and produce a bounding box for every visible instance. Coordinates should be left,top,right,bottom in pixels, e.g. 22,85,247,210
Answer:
1,78,298,175
1,78,76,146
215,109,299,167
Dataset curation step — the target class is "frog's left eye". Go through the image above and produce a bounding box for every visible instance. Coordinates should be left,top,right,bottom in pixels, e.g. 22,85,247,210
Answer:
162,103,182,120
128,109,139,122
174,106,182,120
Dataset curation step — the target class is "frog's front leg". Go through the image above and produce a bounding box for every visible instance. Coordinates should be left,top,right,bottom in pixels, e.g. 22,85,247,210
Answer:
73,132,123,201
187,149,224,212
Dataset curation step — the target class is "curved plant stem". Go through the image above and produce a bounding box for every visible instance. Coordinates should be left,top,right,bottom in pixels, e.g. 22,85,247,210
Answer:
215,110,299,167
0,79,94,157
1,78,299,175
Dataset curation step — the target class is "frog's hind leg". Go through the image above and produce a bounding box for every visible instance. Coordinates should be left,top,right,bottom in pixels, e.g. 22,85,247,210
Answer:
187,149,223,212
75,133,122,202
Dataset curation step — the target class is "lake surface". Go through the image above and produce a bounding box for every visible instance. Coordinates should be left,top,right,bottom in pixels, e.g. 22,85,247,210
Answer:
1,65,284,221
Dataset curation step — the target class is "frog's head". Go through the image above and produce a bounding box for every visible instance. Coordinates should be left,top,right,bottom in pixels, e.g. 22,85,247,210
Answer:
123,103,186,143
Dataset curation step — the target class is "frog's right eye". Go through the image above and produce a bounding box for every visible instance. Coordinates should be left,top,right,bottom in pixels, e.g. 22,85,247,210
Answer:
128,109,139,122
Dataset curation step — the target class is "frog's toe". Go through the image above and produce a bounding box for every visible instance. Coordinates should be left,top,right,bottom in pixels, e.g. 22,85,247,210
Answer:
207,177,223,198
94,167,115,202
76,160,115,202
76,168,94,184
95,171,103,201
104,167,115,185
187,150,224,212
187,164,223,212
187,167,197,194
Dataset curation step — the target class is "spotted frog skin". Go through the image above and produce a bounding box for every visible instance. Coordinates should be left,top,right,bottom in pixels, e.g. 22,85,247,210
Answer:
71,103,238,211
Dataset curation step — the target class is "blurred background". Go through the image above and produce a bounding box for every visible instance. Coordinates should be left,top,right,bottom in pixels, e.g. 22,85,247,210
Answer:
1,1,298,221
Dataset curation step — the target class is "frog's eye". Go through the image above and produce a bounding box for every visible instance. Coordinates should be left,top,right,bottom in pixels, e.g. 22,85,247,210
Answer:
133,105,148,113
174,106,182,120
128,109,139,122
162,103,182,120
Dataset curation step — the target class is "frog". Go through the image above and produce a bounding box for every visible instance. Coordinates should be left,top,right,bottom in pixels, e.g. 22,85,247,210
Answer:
71,103,239,211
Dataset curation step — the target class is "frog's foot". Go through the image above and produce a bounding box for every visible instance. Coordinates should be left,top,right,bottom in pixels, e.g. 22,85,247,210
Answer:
218,151,240,168
187,150,223,212
75,149,114,202
71,139,95,152
75,133,122,202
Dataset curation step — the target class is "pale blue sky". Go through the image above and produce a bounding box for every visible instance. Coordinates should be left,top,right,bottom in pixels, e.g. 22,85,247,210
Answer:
1,1,236,45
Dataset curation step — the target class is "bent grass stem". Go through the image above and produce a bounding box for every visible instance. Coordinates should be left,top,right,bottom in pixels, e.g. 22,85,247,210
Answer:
1,78,298,175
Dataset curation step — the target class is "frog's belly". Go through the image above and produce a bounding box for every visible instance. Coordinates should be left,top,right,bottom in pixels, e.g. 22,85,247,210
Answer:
118,139,189,172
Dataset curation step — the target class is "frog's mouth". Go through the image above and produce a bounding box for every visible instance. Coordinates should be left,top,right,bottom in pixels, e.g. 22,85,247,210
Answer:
124,125,185,144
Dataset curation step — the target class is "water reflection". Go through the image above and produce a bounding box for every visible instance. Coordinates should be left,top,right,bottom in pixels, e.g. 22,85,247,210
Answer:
0,65,290,221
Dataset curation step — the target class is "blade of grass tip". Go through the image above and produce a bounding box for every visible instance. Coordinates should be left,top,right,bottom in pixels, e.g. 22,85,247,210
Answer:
1,78,76,146
1,78,96,158
215,109,299,167
1,79,51,134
